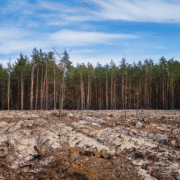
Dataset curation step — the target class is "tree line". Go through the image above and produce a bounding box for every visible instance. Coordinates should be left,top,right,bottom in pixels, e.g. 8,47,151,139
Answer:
0,47,180,111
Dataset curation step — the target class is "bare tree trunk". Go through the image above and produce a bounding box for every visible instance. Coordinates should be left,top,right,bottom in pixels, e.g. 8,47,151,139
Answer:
106,73,108,110
40,68,43,110
46,59,48,110
61,71,65,110
30,59,35,110
11,90,12,110
80,73,84,111
59,81,62,119
35,64,39,111
134,83,135,109
149,73,151,109
87,73,90,110
53,63,56,110
122,74,124,109
96,81,97,110
55,83,59,109
18,75,20,109
171,74,175,110
83,79,85,110
101,84,103,109
162,76,164,110
145,67,147,109
21,69,24,110
1,89,5,110
129,76,131,109
99,83,101,110
156,85,158,109
114,75,116,110
125,75,127,111
7,73,10,110
90,75,92,109
139,77,141,109
111,73,113,110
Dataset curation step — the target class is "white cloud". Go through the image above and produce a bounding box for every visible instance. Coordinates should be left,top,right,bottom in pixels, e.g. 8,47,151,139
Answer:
50,29,140,46
89,0,180,23
0,27,31,39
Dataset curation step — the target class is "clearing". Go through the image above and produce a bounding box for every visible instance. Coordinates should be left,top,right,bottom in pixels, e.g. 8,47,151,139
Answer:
0,109,180,180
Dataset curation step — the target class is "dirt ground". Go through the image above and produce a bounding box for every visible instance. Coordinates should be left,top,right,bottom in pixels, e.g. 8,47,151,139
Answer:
0,109,180,180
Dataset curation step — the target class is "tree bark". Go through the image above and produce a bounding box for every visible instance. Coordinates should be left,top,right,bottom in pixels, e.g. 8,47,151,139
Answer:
171,73,175,110
30,59,35,110
40,68,43,110
80,73,84,111
139,76,141,108
46,59,48,110
21,69,24,110
35,64,39,110
106,73,108,110
162,74,165,110
122,74,124,109
87,73,90,110
18,74,20,109
145,67,147,109
111,73,113,110
114,75,116,109
96,81,97,110
7,73,10,110
54,62,56,110
129,76,131,109
125,75,127,111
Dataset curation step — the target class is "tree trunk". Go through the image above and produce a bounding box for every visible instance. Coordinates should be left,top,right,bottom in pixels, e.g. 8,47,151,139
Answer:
96,81,97,110
80,73,84,111
89,75,92,109
149,72,151,109
40,68,43,110
1,88,5,110
106,73,108,110
18,74,20,110
21,69,24,110
62,73,66,110
171,73,175,110
7,73,10,110
122,74,124,109
35,64,39,110
145,67,147,109
156,86,158,109
139,77,141,108
54,62,56,110
162,75,164,110
129,76,131,109
134,83,135,109
59,81,62,119
46,59,48,110
111,73,113,110
60,70,65,111
99,83,101,110
30,59,35,110
102,84,103,109
125,75,127,110
114,75,116,109
87,73,90,110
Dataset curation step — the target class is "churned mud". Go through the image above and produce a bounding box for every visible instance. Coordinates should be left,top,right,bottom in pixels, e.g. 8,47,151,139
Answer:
0,109,180,180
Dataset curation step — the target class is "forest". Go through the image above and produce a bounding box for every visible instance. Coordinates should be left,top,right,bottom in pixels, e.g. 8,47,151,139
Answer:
0,47,180,111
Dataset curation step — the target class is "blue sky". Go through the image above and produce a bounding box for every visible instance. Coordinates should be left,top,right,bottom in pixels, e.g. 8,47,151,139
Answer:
0,0,180,69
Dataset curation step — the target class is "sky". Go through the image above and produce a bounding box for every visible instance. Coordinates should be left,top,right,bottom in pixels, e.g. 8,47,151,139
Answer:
1,0,180,69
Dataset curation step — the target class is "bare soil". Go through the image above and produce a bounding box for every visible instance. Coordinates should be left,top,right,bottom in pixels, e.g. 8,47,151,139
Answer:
0,109,180,180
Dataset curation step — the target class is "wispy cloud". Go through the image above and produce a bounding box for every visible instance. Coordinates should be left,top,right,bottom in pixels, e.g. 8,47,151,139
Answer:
50,29,140,46
92,0,180,23
0,0,179,69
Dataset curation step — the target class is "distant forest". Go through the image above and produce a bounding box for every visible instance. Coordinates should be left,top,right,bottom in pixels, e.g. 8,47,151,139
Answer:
0,47,180,111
